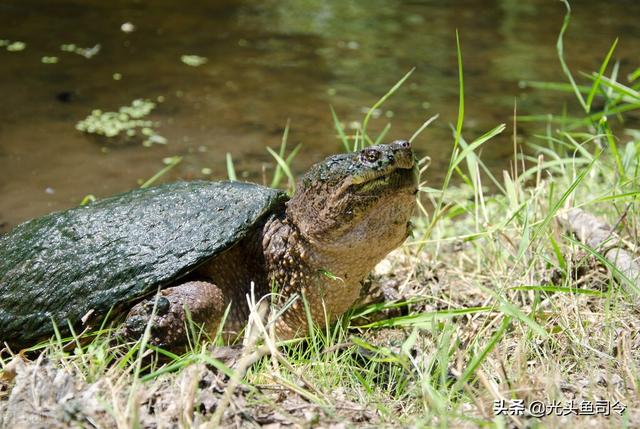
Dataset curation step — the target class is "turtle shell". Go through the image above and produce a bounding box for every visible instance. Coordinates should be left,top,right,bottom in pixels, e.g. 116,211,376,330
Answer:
0,180,287,345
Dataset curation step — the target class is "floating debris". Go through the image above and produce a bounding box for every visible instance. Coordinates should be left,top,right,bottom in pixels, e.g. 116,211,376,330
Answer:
6,41,26,52
61,43,101,59
41,56,59,64
360,106,382,119
120,22,135,33
112,72,122,80
143,133,168,147
76,99,167,147
337,40,359,50
181,55,207,67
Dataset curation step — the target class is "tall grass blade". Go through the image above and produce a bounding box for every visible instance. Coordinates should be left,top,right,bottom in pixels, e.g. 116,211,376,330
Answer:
451,124,505,172
361,68,415,143
353,306,493,329
566,235,640,295
267,146,296,194
520,81,591,94
270,120,291,188
374,123,392,146
417,31,466,252
330,106,351,152
511,285,605,297
140,156,182,188
226,153,237,182
599,118,625,179
409,114,439,144
586,38,618,112
594,74,640,103
450,316,511,395
557,0,588,112
529,154,597,245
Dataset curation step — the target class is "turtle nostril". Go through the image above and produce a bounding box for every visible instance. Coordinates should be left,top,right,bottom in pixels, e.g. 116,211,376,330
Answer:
392,139,411,149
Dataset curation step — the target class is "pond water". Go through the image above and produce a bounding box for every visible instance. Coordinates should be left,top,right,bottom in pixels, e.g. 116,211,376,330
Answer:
1,0,639,229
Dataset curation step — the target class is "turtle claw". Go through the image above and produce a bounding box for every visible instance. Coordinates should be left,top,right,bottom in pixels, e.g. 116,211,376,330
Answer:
121,296,187,348
120,281,226,349
139,296,170,316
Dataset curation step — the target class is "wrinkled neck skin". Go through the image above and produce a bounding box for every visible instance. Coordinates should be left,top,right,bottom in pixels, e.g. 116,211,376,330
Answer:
261,187,415,339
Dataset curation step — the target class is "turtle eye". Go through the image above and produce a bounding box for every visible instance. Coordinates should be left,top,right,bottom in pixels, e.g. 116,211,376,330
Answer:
361,148,381,163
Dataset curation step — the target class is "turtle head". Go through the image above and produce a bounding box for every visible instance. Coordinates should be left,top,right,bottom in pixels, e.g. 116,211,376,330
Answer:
286,140,418,251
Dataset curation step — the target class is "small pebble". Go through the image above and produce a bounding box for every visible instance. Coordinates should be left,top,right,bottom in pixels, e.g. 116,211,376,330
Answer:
374,259,392,276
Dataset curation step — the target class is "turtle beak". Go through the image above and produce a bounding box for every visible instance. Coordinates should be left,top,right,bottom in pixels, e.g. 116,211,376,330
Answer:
390,140,419,193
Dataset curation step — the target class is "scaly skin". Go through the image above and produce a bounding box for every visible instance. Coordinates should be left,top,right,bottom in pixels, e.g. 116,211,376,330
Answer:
123,140,418,347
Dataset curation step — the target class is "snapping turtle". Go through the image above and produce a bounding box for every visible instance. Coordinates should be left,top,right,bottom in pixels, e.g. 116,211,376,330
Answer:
0,141,417,349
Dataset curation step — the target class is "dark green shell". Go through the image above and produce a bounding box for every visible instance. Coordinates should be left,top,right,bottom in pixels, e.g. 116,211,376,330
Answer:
0,181,287,345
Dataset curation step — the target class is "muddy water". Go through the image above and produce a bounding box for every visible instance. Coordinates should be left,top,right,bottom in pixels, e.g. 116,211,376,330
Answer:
1,0,639,229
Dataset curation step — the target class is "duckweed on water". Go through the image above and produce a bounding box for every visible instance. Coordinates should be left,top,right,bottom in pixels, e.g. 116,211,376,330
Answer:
1,40,26,52
60,43,100,59
180,54,207,66
41,56,59,64
76,99,168,146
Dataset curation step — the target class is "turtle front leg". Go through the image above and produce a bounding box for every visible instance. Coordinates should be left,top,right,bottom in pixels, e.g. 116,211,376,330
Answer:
122,281,226,349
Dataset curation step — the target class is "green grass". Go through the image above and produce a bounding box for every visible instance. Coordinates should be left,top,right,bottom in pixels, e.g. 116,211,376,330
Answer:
2,5,640,428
